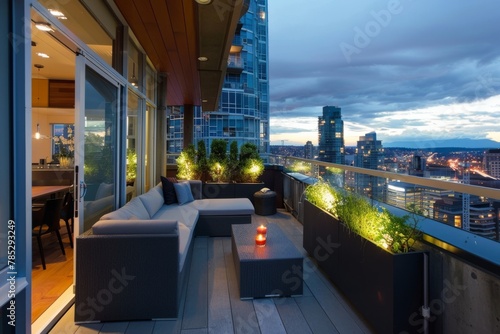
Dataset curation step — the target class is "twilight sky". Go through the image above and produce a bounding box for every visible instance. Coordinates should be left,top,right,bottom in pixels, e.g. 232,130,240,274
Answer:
268,0,500,146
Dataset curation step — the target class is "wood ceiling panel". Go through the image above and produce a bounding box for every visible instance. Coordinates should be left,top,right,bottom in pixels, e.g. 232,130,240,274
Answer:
148,0,186,105
163,0,195,104
183,1,201,101
113,0,243,110
167,0,196,104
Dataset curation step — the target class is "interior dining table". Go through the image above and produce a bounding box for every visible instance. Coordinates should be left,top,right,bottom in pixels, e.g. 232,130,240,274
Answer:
32,185,71,199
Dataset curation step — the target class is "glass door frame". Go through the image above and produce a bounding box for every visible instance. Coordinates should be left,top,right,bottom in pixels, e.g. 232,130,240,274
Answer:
74,51,128,239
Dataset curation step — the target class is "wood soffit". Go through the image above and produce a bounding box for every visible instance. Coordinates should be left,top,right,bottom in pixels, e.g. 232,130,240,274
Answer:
113,0,247,111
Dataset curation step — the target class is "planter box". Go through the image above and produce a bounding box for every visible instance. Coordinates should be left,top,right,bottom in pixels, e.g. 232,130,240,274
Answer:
303,200,425,334
202,182,264,202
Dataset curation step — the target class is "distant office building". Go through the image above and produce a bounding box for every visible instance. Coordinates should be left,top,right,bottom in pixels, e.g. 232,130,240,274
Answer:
424,164,457,180
354,132,385,200
318,106,345,164
409,154,427,177
304,141,314,159
483,149,500,179
387,181,424,211
433,196,497,239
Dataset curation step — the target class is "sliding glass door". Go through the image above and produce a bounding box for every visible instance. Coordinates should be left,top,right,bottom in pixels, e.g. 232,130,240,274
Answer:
74,56,124,234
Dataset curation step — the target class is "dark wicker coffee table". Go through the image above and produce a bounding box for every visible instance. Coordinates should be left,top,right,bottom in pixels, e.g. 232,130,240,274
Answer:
231,223,303,299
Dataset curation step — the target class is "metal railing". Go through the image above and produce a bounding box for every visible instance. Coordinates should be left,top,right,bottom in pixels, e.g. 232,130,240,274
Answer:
271,155,500,275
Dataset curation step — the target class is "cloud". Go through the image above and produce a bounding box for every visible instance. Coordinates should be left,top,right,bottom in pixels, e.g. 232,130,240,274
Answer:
268,0,500,146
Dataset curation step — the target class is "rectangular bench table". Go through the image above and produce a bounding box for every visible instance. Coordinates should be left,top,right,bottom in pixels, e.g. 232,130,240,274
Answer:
231,223,303,299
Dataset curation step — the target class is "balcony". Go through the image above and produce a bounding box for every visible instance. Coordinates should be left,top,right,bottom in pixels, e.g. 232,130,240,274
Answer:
50,208,374,333
50,157,499,333
227,54,244,74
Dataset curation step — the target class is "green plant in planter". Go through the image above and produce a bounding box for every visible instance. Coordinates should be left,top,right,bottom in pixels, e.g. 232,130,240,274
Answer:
305,180,422,253
239,142,264,183
227,141,240,182
176,144,197,180
337,191,383,243
377,206,423,253
209,139,228,182
209,161,226,183
240,158,264,183
304,179,339,215
196,140,208,181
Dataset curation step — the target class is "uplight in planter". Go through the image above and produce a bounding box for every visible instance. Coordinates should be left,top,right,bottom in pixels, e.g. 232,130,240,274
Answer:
241,158,264,183
305,180,338,214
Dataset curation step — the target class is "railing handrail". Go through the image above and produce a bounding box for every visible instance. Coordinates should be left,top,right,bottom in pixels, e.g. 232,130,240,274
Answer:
282,156,500,201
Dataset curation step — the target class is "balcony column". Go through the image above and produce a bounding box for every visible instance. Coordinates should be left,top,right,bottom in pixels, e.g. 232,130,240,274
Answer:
157,72,167,178
183,104,194,148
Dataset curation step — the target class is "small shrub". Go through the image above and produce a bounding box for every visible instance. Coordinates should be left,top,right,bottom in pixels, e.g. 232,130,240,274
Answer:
176,144,197,180
240,158,264,183
227,141,240,182
196,140,208,181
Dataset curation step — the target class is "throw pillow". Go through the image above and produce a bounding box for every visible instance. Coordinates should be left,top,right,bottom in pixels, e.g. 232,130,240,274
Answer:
161,176,178,204
174,181,195,205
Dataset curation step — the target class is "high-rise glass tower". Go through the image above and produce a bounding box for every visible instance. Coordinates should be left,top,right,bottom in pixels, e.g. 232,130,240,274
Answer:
318,106,345,164
201,0,269,154
354,132,385,200
304,141,314,159
166,0,269,156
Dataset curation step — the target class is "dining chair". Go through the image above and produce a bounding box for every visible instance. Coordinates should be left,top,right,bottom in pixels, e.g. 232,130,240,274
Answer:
60,191,74,248
32,197,65,270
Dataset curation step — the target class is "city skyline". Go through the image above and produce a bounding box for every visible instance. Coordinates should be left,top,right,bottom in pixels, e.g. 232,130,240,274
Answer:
268,0,500,146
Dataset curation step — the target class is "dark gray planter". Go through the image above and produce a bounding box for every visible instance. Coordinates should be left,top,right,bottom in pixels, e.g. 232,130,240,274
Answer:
303,200,425,334
202,182,264,202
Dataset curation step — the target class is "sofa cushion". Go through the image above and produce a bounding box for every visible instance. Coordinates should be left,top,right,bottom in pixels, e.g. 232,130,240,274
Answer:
161,176,178,204
153,201,199,230
92,219,178,235
193,198,254,215
100,196,150,220
139,185,164,217
174,181,195,205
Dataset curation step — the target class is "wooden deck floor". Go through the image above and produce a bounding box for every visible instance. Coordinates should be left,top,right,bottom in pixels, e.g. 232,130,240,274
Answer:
49,210,374,334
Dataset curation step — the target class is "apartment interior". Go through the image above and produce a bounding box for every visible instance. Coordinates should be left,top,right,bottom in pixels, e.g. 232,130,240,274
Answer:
30,0,118,323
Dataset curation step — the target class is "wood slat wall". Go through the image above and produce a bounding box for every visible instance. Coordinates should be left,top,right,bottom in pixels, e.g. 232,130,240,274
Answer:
48,80,75,108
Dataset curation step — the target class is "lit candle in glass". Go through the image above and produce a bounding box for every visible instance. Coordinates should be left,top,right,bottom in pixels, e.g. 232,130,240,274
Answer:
255,233,266,247
256,224,267,235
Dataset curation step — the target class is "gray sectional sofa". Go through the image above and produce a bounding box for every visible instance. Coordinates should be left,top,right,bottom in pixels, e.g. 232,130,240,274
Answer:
75,180,254,323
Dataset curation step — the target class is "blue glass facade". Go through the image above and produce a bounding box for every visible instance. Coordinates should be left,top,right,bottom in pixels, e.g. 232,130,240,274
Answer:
205,0,269,153
167,0,269,154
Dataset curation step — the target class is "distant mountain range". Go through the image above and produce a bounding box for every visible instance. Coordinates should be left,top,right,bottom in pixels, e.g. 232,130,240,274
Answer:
384,138,500,149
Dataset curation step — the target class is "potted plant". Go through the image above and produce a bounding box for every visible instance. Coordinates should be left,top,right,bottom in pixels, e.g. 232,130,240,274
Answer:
208,139,228,183
303,179,425,334
196,140,209,182
175,140,265,200
176,144,198,180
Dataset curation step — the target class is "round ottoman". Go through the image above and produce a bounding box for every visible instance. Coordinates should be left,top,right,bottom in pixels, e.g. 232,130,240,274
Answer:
253,190,277,216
